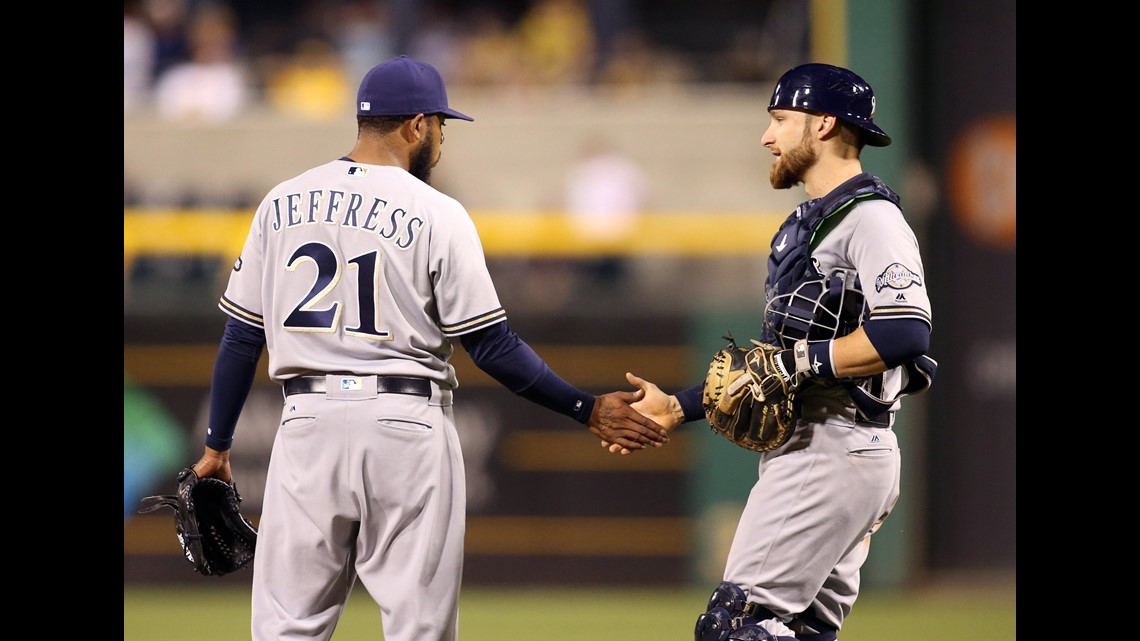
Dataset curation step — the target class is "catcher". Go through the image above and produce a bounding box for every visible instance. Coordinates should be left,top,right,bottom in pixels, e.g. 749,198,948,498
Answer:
138,464,257,577
602,63,938,641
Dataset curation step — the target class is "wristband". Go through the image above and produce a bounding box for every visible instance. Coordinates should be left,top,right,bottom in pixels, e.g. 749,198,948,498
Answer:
777,339,837,380
806,340,836,378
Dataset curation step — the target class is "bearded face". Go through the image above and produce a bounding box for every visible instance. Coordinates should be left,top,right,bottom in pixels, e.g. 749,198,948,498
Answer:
769,118,818,190
409,126,438,184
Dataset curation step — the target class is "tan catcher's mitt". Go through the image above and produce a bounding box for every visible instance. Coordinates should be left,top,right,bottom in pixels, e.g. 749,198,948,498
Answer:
702,335,801,452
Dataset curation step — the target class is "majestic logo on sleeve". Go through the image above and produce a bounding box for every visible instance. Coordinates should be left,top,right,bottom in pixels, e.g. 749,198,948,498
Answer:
233,256,243,272
874,263,921,291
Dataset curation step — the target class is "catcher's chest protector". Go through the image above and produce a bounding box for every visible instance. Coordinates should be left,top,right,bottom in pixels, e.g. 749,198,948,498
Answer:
759,173,937,420
760,173,899,346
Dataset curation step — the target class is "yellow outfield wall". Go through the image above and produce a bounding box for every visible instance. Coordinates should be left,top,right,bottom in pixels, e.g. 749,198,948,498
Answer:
124,209,787,266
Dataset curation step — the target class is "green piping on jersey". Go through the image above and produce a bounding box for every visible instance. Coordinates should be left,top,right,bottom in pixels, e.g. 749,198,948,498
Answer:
808,193,888,250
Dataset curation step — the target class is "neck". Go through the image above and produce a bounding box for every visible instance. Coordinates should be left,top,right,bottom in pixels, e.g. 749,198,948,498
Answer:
803,158,864,200
346,138,408,169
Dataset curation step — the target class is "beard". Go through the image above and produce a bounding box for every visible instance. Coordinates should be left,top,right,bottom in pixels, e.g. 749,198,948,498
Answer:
769,122,817,189
409,130,437,184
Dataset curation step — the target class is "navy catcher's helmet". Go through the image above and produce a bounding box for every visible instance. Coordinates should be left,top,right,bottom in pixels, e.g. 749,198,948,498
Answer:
768,63,891,147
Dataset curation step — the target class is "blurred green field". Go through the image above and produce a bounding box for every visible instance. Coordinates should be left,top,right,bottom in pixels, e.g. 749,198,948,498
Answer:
124,581,1014,640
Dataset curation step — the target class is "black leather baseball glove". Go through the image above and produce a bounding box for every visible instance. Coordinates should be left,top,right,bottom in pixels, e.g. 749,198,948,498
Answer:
702,335,801,453
138,467,257,577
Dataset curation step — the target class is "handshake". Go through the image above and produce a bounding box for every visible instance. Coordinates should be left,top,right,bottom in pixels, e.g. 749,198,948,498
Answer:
594,337,805,456
591,371,685,456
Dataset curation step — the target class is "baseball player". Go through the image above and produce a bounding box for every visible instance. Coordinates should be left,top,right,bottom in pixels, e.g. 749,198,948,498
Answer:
188,55,668,641
613,63,937,641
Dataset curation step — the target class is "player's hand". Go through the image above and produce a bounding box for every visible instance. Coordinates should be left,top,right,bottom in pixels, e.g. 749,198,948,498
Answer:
602,372,685,455
587,389,669,452
191,446,233,483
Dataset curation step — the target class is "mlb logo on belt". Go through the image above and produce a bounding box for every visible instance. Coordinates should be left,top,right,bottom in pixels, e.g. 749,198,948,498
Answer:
340,377,363,391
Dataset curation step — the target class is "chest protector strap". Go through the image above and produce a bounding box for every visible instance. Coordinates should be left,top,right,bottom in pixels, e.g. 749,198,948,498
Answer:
845,354,938,421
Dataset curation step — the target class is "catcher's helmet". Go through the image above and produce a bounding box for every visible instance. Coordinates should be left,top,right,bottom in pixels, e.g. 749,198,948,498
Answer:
768,63,891,147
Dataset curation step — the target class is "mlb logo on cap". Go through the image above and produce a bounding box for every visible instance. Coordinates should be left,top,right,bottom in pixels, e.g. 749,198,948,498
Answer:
356,55,473,122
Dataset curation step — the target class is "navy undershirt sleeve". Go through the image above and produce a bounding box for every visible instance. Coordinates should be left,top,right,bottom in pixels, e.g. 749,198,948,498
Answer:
862,318,930,368
205,318,266,451
460,322,596,423
675,383,705,423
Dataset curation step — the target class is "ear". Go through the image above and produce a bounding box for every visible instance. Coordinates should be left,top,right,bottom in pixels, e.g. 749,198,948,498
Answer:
816,113,840,139
402,113,429,142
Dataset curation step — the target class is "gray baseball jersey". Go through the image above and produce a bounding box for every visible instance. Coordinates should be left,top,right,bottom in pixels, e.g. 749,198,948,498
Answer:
795,199,932,413
220,160,506,388
219,159,504,641
723,198,931,631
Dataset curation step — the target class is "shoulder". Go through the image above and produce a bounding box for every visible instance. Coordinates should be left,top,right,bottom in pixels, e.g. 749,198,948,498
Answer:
361,166,468,213
418,181,468,215
847,198,910,234
823,198,921,259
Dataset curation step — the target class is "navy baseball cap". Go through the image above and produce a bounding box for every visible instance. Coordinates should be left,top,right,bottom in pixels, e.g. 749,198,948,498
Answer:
357,55,473,121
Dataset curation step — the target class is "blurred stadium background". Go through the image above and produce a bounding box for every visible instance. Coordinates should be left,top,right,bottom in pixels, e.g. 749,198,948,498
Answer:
124,0,1015,636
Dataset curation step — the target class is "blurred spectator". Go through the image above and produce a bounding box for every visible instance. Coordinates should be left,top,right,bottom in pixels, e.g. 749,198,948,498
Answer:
387,0,421,57
144,0,193,80
333,0,394,85
517,135,647,309
124,0,156,115
452,8,525,88
409,6,465,81
153,4,251,122
265,38,351,121
584,0,633,83
564,135,647,285
749,0,811,80
128,0,805,113
592,28,687,88
517,0,595,84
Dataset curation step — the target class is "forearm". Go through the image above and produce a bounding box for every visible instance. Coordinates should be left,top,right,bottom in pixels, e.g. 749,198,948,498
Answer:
205,319,265,451
516,364,596,423
830,329,889,378
461,322,595,423
777,317,930,380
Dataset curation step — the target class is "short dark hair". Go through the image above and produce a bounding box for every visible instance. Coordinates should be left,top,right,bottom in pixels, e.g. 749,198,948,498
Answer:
832,118,866,151
357,114,413,136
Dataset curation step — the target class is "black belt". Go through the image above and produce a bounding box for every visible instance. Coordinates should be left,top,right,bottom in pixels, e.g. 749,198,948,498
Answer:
799,406,892,428
284,375,432,398
857,412,892,428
